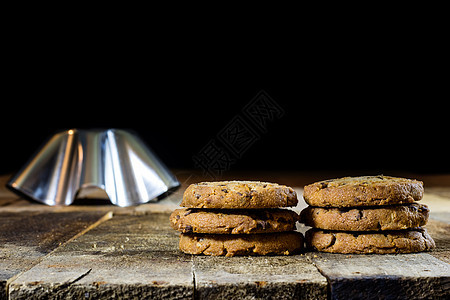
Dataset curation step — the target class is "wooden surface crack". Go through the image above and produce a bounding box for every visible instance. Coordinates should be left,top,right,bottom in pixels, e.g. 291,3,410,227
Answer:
191,256,196,300
306,254,331,298
59,268,92,289
1,211,114,300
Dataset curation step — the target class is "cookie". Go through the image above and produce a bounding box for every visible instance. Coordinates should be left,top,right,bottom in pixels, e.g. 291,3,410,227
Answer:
181,181,298,209
305,228,435,254
170,208,299,234
179,232,304,256
303,175,423,207
300,203,429,231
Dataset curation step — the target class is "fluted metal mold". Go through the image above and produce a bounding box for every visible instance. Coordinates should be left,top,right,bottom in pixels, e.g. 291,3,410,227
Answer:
7,129,180,207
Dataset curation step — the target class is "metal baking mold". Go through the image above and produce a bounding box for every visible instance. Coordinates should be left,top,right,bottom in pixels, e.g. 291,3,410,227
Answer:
7,129,180,207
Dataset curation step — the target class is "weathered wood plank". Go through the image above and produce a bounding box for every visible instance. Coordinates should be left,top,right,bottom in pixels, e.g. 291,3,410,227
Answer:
9,213,329,300
422,192,450,224
9,251,193,299
0,197,19,207
193,255,328,300
427,219,450,264
309,252,450,300
0,211,111,300
1,173,449,299
9,214,194,300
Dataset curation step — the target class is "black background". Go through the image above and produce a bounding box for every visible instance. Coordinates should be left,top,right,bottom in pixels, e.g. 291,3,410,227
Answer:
1,73,448,176
1,20,448,176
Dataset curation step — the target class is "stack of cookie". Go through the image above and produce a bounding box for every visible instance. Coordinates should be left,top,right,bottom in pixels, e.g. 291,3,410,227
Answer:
300,175,435,254
170,181,304,256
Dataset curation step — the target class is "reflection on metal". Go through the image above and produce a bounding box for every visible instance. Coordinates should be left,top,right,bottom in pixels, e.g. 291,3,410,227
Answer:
8,129,180,207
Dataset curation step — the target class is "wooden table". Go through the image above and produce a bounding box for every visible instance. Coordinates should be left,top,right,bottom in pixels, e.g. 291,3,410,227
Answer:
1,171,449,299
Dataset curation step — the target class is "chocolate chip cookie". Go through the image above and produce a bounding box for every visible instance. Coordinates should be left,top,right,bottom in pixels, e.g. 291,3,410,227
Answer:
182,181,298,209
171,208,299,234
300,203,429,231
303,175,423,207
179,232,304,256
305,227,435,254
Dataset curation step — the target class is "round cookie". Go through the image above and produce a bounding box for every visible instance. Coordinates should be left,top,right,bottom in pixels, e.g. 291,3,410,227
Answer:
305,228,435,254
182,181,298,209
303,175,423,207
300,203,429,231
170,208,299,234
179,232,304,256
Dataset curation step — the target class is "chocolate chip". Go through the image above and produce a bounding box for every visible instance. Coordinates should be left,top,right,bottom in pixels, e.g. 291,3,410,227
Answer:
357,211,363,220
419,205,429,213
320,182,328,189
195,194,201,199
245,190,257,198
184,225,193,233
175,215,180,220
221,188,228,193
257,221,268,230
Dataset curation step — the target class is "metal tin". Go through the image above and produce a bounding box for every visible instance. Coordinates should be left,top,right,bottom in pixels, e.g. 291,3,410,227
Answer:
7,129,180,207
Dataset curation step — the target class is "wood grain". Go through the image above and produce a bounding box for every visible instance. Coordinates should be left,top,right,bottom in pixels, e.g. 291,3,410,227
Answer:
1,173,450,299
0,211,111,300
194,255,327,299
8,214,194,300
308,252,450,300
